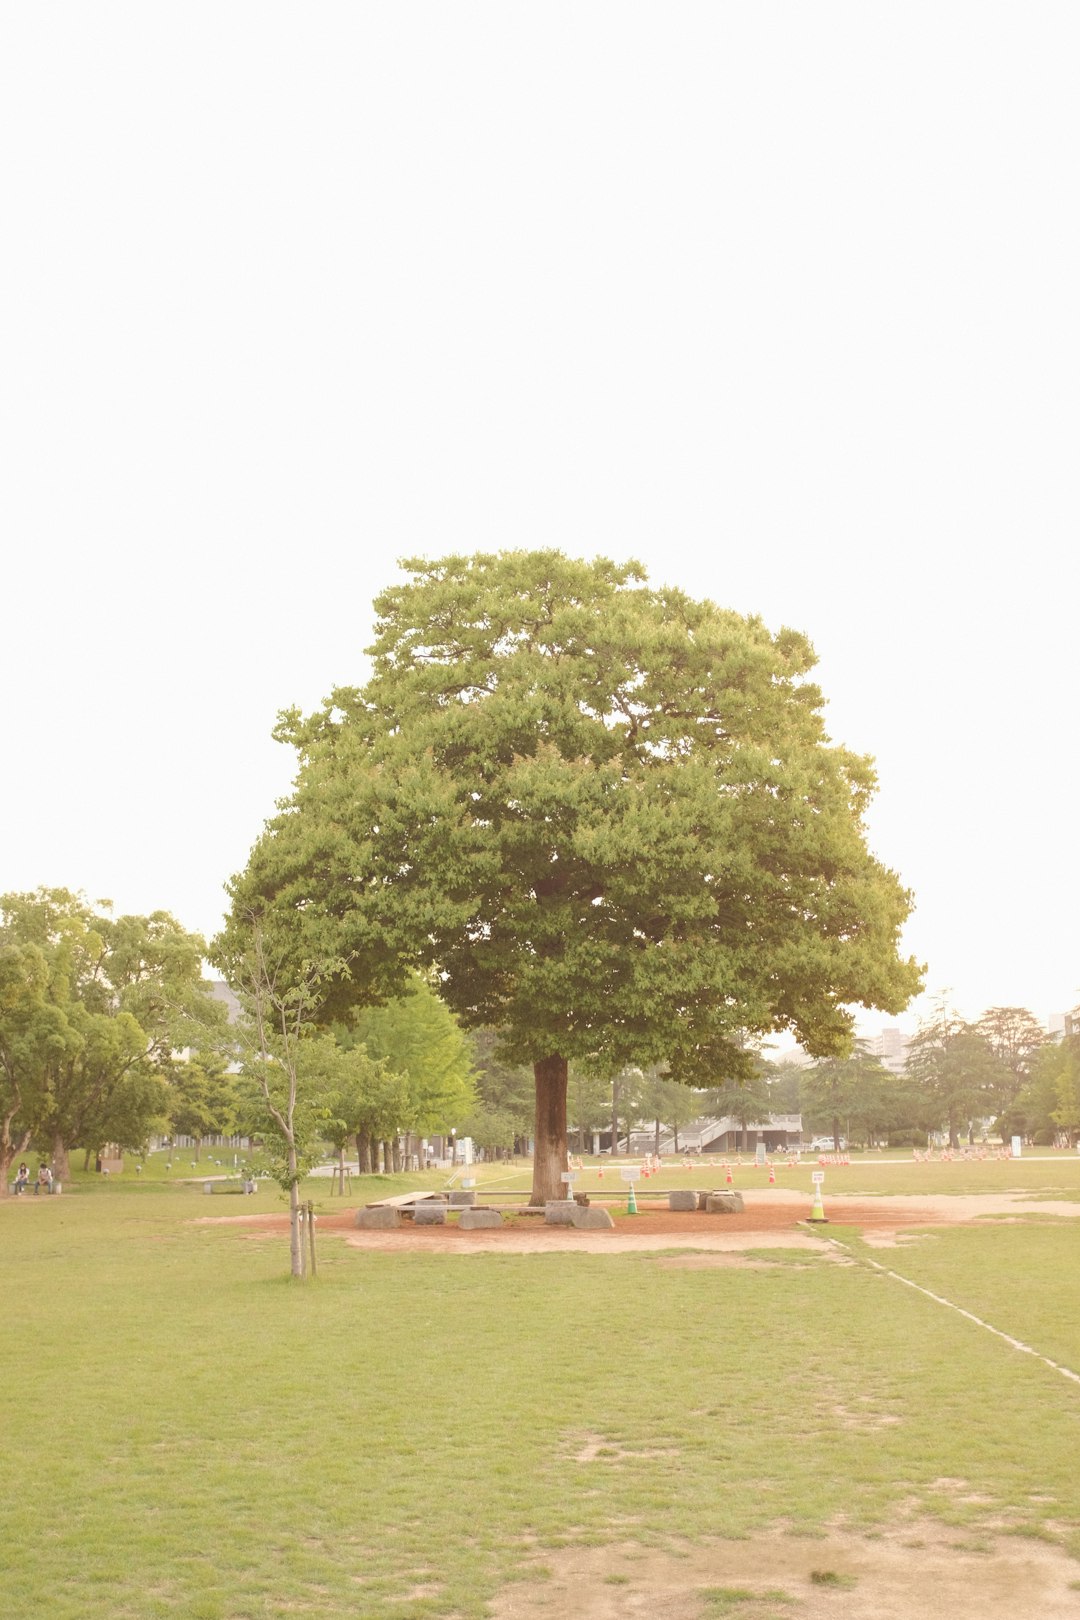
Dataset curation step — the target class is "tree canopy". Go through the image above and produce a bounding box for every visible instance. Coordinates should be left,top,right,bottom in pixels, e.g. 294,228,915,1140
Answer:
0,888,226,1186
905,1005,1009,1149
222,550,922,1200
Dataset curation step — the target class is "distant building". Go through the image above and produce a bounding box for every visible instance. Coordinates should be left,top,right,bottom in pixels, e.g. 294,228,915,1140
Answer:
865,1026,910,1074
209,979,242,1023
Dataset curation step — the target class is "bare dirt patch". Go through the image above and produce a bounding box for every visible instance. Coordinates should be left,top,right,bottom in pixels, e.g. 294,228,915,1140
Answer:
193,1188,1073,1255
488,1523,1080,1619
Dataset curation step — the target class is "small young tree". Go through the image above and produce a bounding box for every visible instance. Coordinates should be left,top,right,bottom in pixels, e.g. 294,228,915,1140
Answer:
215,921,343,1278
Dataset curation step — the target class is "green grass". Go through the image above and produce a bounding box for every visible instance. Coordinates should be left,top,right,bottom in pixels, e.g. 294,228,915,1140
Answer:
3,1167,1080,1619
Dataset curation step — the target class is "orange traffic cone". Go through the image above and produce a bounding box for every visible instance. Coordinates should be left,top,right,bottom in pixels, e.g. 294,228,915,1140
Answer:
725,1166,733,1185
768,1165,776,1184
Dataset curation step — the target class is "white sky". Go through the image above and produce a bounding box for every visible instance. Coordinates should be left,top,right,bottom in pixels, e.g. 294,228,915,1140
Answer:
3,4,1077,1034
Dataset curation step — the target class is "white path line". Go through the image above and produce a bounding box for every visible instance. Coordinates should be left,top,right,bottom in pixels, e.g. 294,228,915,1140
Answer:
813,1228,1080,1388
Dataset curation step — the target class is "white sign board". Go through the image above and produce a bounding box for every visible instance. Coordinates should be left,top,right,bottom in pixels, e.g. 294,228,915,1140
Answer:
811,1171,825,1185
619,1167,641,1182
1011,1135,1022,1159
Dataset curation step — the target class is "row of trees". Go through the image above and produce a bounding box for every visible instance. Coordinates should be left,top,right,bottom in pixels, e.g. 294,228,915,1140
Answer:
464,1003,1080,1156
0,887,228,1188
778,1002,1080,1150
0,889,478,1219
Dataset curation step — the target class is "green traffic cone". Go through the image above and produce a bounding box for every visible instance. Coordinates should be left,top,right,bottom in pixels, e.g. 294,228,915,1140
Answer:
807,1184,828,1223
627,1182,638,1215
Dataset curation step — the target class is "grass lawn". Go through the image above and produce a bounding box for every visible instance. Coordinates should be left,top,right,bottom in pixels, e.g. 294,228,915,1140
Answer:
3,1160,1080,1619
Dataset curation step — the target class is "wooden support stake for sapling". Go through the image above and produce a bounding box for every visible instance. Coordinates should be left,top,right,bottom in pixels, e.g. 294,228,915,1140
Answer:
307,1200,317,1277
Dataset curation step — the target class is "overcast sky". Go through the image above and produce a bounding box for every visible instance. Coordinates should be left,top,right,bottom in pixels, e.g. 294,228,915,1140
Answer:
3,4,1077,1034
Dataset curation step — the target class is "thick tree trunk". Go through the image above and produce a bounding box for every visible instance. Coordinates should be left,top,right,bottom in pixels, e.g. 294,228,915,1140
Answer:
530,1054,568,1206
355,1130,373,1174
1,1117,32,1198
53,1135,70,1184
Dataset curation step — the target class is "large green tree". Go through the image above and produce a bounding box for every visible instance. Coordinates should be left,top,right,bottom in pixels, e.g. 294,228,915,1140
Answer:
975,1006,1047,1129
1046,1034,1080,1143
0,940,57,1191
906,1005,1008,1149
0,889,225,1183
800,1042,892,1149
222,551,922,1202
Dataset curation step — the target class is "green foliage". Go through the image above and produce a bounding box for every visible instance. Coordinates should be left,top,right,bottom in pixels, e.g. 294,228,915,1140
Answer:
468,1027,535,1145
229,551,921,1073
906,1005,1010,1147
458,1101,522,1156
168,1052,238,1153
223,551,922,1202
800,1042,893,1147
568,1064,616,1144
1046,1035,1080,1141
976,1006,1047,1121
0,888,224,1181
338,975,475,1135
705,1075,774,1128
321,1037,410,1152
760,1057,803,1112
1004,1040,1067,1143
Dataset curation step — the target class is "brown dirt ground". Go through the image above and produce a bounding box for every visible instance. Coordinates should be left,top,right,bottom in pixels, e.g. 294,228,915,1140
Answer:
195,1187,1080,1254
196,1190,1080,1613
485,1524,1080,1619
